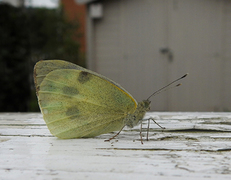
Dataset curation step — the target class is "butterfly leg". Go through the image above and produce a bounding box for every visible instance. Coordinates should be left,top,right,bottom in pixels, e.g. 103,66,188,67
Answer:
146,119,151,141
149,118,165,129
140,121,143,144
144,117,165,141
104,125,126,142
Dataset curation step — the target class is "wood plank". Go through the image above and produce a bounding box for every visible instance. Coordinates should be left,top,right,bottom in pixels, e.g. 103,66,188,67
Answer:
0,112,231,179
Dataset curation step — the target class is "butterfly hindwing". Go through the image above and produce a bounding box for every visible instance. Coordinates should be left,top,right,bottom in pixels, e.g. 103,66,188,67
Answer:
35,63,137,138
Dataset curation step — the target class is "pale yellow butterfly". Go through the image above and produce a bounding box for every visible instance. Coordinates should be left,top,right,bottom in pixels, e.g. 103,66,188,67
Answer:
34,60,187,143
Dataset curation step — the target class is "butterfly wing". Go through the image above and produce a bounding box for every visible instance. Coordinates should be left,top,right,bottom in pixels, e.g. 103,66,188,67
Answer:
34,60,135,101
34,60,82,89
34,60,137,138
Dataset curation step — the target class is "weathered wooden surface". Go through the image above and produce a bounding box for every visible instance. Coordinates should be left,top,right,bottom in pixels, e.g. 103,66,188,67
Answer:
0,112,231,180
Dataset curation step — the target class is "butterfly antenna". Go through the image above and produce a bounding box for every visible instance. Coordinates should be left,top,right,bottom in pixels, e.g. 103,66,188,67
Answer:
147,73,188,100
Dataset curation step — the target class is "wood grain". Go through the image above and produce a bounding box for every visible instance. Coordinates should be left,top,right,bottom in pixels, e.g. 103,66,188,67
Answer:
0,112,230,179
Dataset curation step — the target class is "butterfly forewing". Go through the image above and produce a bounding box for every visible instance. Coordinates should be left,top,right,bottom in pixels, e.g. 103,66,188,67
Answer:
34,60,136,102
36,68,137,138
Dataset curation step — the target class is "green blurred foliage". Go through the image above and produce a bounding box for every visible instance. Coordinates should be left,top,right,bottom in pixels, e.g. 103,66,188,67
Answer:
0,3,84,112
0,3,30,112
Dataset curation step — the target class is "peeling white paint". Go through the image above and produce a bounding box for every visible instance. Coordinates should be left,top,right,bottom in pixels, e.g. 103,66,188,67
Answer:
0,112,230,179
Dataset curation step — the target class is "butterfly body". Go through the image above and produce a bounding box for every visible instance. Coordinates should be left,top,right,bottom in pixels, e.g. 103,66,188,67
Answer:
34,60,148,139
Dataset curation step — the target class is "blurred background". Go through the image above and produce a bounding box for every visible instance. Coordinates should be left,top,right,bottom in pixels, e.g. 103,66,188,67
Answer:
0,0,231,112
0,0,86,112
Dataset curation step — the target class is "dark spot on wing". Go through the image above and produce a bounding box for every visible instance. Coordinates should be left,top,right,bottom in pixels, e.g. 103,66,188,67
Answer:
66,106,80,119
62,86,79,96
78,71,91,84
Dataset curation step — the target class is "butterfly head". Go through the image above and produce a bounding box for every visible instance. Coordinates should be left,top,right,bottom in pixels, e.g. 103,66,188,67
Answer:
125,99,151,128
141,99,151,111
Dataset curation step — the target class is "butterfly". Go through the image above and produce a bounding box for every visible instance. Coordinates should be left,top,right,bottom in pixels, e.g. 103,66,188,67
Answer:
34,60,187,143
